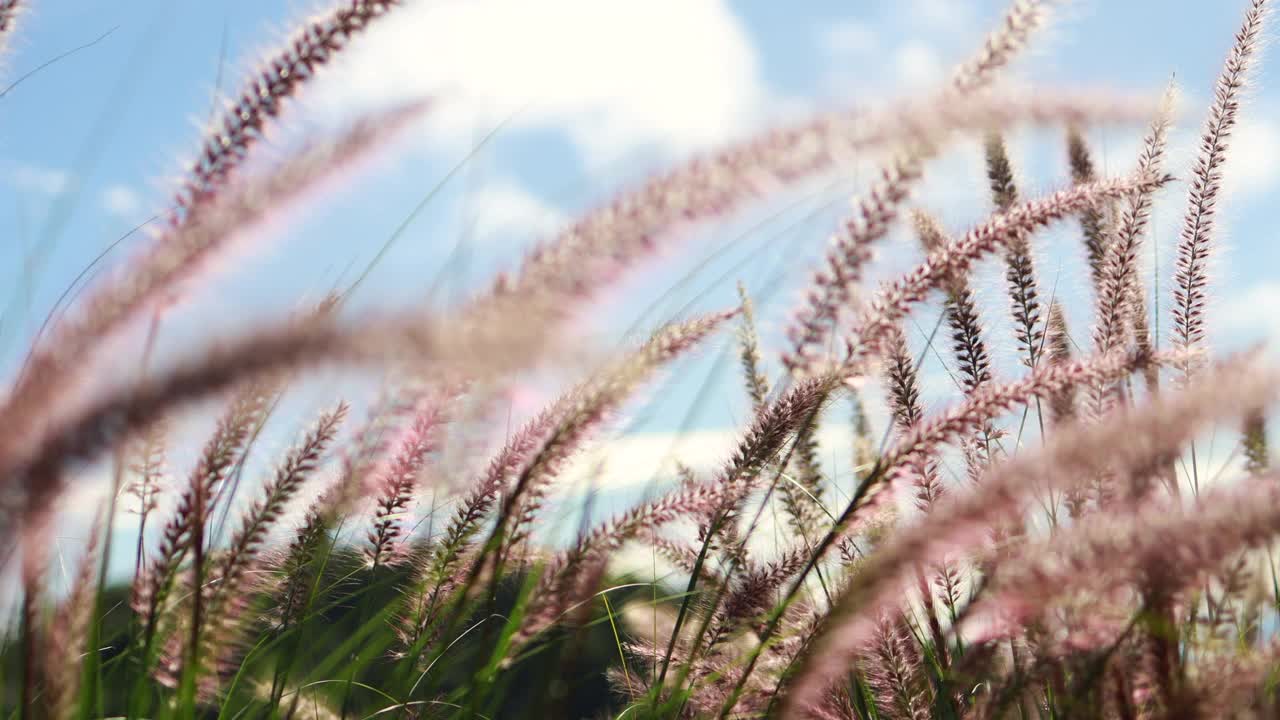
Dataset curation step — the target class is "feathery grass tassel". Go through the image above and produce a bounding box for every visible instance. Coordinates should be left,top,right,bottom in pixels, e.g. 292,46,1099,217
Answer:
433,312,743,659
132,382,274,702
853,349,1171,538
174,0,404,220
215,403,346,595
0,106,426,537
50,104,428,376
1067,126,1113,293
882,323,953,668
510,380,833,654
736,282,771,411
127,421,169,577
784,0,1054,377
366,398,450,570
1045,303,1076,426
1045,303,1090,519
1088,90,1177,507
1173,0,1268,383
43,515,103,720
1093,87,1174,371
783,153,924,376
723,348,1178,718
1243,411,1270,476
154,404,346,698
844,171,1174,381
132,384,272,634
884,324,946,513
949,0,1056,95
864,613,933,720
914,211,994,398
780,352,1278,718
985,133,1045,370
398,403,565,655
972,468,1280,648
0,93,1162,550
498,90,1135,314
0,0,21,57
914,208,1000,481
498,311,740,557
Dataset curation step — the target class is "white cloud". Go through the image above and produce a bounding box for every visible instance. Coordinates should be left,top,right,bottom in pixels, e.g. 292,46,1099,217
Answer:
822,32,946,98
1163,110,1280,200
894,41,944,89
552,421,870,498
820,19,879,57
1223,118,1280,197
7,163,70,195
908,0,973,30
311,0,768,160
101,184,142,217
1221,282,1280,346
554,428,736,496
467,179,565,242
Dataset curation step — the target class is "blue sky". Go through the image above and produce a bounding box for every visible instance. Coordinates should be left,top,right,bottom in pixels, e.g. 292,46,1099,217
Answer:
5,0,1280,577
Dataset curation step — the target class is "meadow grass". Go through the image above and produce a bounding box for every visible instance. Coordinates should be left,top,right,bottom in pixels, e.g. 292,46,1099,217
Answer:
3,1,1280,718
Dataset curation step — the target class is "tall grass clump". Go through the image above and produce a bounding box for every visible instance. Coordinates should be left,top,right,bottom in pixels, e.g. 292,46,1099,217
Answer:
3,0,1280,718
